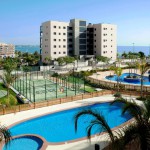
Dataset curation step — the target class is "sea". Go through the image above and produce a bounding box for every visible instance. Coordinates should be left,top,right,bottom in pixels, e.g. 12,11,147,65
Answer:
15,45,150,56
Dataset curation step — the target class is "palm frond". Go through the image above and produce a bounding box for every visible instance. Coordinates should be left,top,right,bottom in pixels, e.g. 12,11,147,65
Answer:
74,109,115,142
0,125,11,144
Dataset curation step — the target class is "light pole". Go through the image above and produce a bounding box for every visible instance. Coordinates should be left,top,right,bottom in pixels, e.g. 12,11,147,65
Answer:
132,43,135,73
132,43,135,53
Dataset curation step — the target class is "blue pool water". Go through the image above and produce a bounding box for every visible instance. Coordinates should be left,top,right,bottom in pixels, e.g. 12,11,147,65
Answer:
8,102,131,143
106,73,150,85
3,136,43,150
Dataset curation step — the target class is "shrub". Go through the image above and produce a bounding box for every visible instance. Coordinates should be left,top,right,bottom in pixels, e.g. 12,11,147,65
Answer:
114,92,122,98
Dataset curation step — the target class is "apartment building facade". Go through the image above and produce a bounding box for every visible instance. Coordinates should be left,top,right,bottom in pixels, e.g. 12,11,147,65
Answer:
0,43,15,58
40,19,117,61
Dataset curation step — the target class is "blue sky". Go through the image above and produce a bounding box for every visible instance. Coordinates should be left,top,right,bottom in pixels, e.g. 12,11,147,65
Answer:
0,0,150,46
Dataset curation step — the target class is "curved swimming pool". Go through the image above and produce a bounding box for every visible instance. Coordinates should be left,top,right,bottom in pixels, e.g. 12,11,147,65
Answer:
3,135,43,150
106,73,150,85
9,102,131,143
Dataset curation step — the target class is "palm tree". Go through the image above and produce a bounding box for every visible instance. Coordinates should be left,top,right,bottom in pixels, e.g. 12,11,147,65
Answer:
74,110,116,147
2,58,17,97
2,72,16,98
74,97,150,150
110,97,150,150
0,125,11,145
110,66,122,92
136,59,150,98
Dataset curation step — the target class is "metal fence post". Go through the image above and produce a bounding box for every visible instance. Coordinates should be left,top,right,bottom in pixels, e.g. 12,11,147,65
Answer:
45,80,46,100
33,81,35,103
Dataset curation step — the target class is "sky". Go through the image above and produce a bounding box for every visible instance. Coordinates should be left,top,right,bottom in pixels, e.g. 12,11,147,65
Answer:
0,0,150,46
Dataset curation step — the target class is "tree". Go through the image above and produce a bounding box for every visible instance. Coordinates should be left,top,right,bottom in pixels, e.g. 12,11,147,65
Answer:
2,72,16,98
1,58,17,98
74,97,150,150
110,66,122,92
44,56,51,65
122,52,128,59
96,56,110,69
110,98,150,150
3,58,17,75
138,51,145,59
136,59,150,98
57,57,64,66
0,125,11,145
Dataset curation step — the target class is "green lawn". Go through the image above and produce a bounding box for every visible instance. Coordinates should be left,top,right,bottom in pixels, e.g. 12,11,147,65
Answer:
0,83,18,106
80,86,96,93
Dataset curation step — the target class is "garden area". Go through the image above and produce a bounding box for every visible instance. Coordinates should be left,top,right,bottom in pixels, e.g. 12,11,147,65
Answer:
0,83,18,107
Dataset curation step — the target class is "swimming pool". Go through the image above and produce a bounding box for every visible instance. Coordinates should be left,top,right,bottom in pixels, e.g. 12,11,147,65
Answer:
8,102,131,144
106,73,150,85
3,135,43,150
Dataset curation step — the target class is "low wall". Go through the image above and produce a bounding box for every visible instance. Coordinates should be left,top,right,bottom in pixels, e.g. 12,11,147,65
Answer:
0,90,143,115
86,76,150,93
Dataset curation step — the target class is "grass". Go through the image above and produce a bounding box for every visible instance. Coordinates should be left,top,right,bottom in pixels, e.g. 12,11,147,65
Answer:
64,76,84,84
0,82,18,106
80,86,96,93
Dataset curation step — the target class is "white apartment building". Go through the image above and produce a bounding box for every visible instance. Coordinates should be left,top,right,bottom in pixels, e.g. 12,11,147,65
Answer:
0,43,15,58
40,19,117,61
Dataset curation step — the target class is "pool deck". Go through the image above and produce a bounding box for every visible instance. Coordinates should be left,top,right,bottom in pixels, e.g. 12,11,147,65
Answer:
0,94,137,150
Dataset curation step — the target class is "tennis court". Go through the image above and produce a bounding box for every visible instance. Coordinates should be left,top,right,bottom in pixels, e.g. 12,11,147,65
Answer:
13,72,84,102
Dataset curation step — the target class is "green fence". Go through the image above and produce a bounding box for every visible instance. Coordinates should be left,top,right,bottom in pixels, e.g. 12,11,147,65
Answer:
13,71,85,102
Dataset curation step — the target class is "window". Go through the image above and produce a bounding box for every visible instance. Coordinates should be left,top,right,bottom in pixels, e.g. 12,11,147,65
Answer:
59,52,61,54
111,28,113,30
80,45,86,50
59,39,61,41
59,45,61,48
63,39,66,41
45,39,48,41
111,40,113,41
63,51,66,54
111,45,112,47
53,26,56,28
63,27,66,29
95,45,96,48
79,33,86,38
59,33,61,35
94,34,96,36
68,33,73,36
54,32,56,35
54,45,56,48
63,33,66,35
46,26,48,28
69,44,73,48
69,39,72,42
95,28,96,31
111,51,112,53
54,52,56,54
79,51,86,55
95,51,96,53
69,27,72,30
59,26,61,29
79,27,86,32
111,34,113,36
79,21,86,26
79,39,86,44
54,39,56,41
63,45,66,48
103,51,105,54
94,40,96,42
